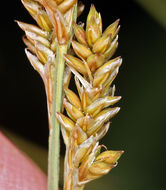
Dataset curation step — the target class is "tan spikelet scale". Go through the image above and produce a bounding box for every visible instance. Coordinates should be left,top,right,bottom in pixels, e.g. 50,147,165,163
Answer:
72,40,92,59
23,36,36,54
64,54,88,75
77,1,85,17
56,4,124,190
73,23,88,46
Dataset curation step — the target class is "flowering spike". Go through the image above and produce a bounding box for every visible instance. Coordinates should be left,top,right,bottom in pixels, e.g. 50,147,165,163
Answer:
18,1,124,189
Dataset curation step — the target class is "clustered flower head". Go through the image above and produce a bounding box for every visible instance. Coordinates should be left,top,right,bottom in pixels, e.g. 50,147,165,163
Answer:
56,4,124,190
17,1,124,190
17,0,84,113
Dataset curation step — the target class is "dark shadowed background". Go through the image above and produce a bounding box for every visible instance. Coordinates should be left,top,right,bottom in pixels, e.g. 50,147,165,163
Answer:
0,0,166,190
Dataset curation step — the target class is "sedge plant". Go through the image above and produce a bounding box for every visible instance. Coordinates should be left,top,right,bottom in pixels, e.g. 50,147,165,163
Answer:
17,0,124,190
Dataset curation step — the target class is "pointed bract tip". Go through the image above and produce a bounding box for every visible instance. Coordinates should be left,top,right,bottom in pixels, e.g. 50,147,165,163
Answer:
120,150,124,155
77,1,85,17
15,20,24,29
14,20,19,24
116,107,121,112
25,48,30,55
116,56,123,65
118,96,122,100
90,4,95,9
116,18,120,23
56,112,60,117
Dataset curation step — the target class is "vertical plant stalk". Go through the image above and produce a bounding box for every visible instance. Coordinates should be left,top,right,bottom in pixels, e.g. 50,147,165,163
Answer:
48,4,78,190
17,0,80,189
48,44,67,190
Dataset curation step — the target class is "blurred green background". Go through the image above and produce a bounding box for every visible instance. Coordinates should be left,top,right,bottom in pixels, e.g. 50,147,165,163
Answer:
0,0,166,189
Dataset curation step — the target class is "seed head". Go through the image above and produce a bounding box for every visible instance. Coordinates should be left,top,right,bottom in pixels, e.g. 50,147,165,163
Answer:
56,5,124,189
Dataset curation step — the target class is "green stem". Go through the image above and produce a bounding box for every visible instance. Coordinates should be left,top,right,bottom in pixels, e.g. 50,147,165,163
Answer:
48,44,67,190
48,4,77,190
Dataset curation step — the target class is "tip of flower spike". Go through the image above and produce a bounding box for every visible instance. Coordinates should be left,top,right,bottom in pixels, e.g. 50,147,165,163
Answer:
120,150,124,155
15,20,25,31
103,19,120,40
116,107,121,112
87,4,99,24
14,20,19,24
115,56,123,67
90,4,95,10
25,48,33,57
112,150,124,167
117,96,122,101
116,18,120,24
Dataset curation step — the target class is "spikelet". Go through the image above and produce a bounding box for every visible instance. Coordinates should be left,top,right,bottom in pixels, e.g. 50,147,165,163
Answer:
17,0,84,113
18,1,123,189
17,0,84,62
56,4,123,190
